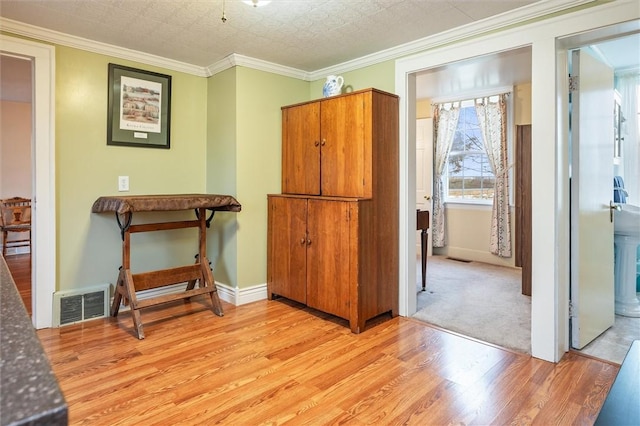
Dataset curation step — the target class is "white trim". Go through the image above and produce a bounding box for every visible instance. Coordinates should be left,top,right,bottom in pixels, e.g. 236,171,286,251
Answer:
310,0,596,80
116,281,268,310
431,85,514,105
1,0,594,81
444,201,493,210
396,1,640,363
206,54,310,80
0,35,56,329
217,282,268,306
0,18,207,77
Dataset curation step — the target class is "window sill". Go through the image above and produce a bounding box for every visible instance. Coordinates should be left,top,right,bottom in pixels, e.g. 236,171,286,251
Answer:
445,200,492,208
444,201,514,210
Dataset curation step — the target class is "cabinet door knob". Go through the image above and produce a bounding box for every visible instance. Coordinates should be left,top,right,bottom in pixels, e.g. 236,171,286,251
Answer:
300,238,306,245
306,238,312,246
321,139,326,146
314,140,320,147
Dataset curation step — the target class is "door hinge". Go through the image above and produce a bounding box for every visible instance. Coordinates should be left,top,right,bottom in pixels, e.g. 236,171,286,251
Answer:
569,75,579,93
569,300,575,318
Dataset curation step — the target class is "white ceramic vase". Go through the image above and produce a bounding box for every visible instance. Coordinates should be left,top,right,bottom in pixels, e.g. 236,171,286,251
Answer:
323,75,344,97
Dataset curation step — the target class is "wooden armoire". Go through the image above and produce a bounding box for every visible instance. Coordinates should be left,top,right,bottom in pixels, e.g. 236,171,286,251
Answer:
267,88,399,333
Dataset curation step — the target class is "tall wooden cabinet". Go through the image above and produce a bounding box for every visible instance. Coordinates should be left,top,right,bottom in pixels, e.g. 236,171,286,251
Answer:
267,88,399,333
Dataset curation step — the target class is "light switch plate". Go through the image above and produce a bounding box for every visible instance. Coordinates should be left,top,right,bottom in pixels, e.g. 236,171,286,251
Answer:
118,176,129,192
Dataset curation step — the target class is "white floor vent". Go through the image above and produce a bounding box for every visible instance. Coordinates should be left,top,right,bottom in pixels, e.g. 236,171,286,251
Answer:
53,284,111,326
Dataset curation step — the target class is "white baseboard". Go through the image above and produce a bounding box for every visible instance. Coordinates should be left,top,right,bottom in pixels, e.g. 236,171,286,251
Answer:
216,282,268,305
115,281,267,311
3,246,31,256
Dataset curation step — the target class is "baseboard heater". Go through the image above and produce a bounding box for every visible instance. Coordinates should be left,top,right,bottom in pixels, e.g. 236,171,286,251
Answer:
53,284,111,326
446,257,472,263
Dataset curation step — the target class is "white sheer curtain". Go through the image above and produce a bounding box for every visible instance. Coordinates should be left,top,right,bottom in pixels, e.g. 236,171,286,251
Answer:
618,72,640,205
432,103,460,247
475,94,512,257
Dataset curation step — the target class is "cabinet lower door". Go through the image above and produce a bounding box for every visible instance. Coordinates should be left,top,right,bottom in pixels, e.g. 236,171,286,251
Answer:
267,196,307,304
306,199,351,319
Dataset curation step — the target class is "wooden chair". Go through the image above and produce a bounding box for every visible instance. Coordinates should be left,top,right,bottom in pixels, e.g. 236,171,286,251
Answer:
1,197,31,257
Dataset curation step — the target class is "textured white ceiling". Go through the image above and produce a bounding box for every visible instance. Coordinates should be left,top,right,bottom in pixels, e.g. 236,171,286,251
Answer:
0,0,538,71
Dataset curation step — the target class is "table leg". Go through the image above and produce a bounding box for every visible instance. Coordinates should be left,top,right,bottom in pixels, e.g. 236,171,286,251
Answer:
185,255,199,291
421,229,427,291
110,269,125,316
122,269,145,339
201,256,223,316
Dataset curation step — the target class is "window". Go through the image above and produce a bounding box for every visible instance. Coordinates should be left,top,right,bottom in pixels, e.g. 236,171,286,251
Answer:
447,105,495,201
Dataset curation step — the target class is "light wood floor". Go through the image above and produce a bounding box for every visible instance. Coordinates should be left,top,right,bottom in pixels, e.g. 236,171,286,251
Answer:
5,254,621,424
33,289,620,425
4,253,31,315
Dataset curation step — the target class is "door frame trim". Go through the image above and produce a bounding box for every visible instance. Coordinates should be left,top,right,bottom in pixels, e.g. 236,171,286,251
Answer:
1,35,56,329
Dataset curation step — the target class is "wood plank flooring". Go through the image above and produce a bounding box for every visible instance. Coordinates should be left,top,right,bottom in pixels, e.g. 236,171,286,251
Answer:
36,293,619,425
4,253,31,315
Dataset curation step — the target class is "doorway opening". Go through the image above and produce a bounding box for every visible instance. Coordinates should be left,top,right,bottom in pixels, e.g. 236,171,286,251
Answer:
0,54,33,314
561,24,640,365
0,35,56,329
410,47,531,353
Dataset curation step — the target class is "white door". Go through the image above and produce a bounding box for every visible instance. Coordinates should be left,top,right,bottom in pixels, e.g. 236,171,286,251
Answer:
570,48,615,349
416,118,433,256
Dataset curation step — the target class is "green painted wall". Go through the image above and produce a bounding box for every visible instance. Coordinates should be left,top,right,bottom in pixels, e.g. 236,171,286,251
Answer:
235,67,308,287
56,46,208,291
207,66,308,289
310,61,396,98
206,68,239,287
55,45,391,293
24,34,529,297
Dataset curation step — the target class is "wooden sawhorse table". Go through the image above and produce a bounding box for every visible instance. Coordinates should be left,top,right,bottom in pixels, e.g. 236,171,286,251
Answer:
92,194,241,339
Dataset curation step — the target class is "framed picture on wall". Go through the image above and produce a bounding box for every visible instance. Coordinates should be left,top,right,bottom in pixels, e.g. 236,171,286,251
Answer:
107,63,172,149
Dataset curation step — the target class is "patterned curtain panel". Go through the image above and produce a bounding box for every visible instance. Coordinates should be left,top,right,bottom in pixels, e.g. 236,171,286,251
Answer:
475,94,512,258
432,103,460,247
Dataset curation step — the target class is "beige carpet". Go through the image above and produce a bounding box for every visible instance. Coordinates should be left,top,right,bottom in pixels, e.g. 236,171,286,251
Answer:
412,255,531,354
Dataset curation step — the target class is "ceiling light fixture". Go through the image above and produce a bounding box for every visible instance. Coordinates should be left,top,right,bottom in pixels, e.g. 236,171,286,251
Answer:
222,0,270,23
243,0,271,7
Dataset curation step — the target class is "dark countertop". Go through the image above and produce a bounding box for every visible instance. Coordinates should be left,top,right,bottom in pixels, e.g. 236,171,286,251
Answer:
0,256,67,426
595,340,640,426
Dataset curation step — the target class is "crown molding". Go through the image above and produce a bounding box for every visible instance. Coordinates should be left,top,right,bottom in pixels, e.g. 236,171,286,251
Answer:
206,53,310,80
1,0,595,81
308,0,596,80
0,17,208,77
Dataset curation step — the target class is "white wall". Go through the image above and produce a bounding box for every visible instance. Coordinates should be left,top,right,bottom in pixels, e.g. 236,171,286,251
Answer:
0,100,32,199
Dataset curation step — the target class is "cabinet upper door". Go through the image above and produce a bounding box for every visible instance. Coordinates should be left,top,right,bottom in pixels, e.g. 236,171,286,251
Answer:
282,102,321,195
320,93,370,197
306,199,352,319
267,196,308,304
